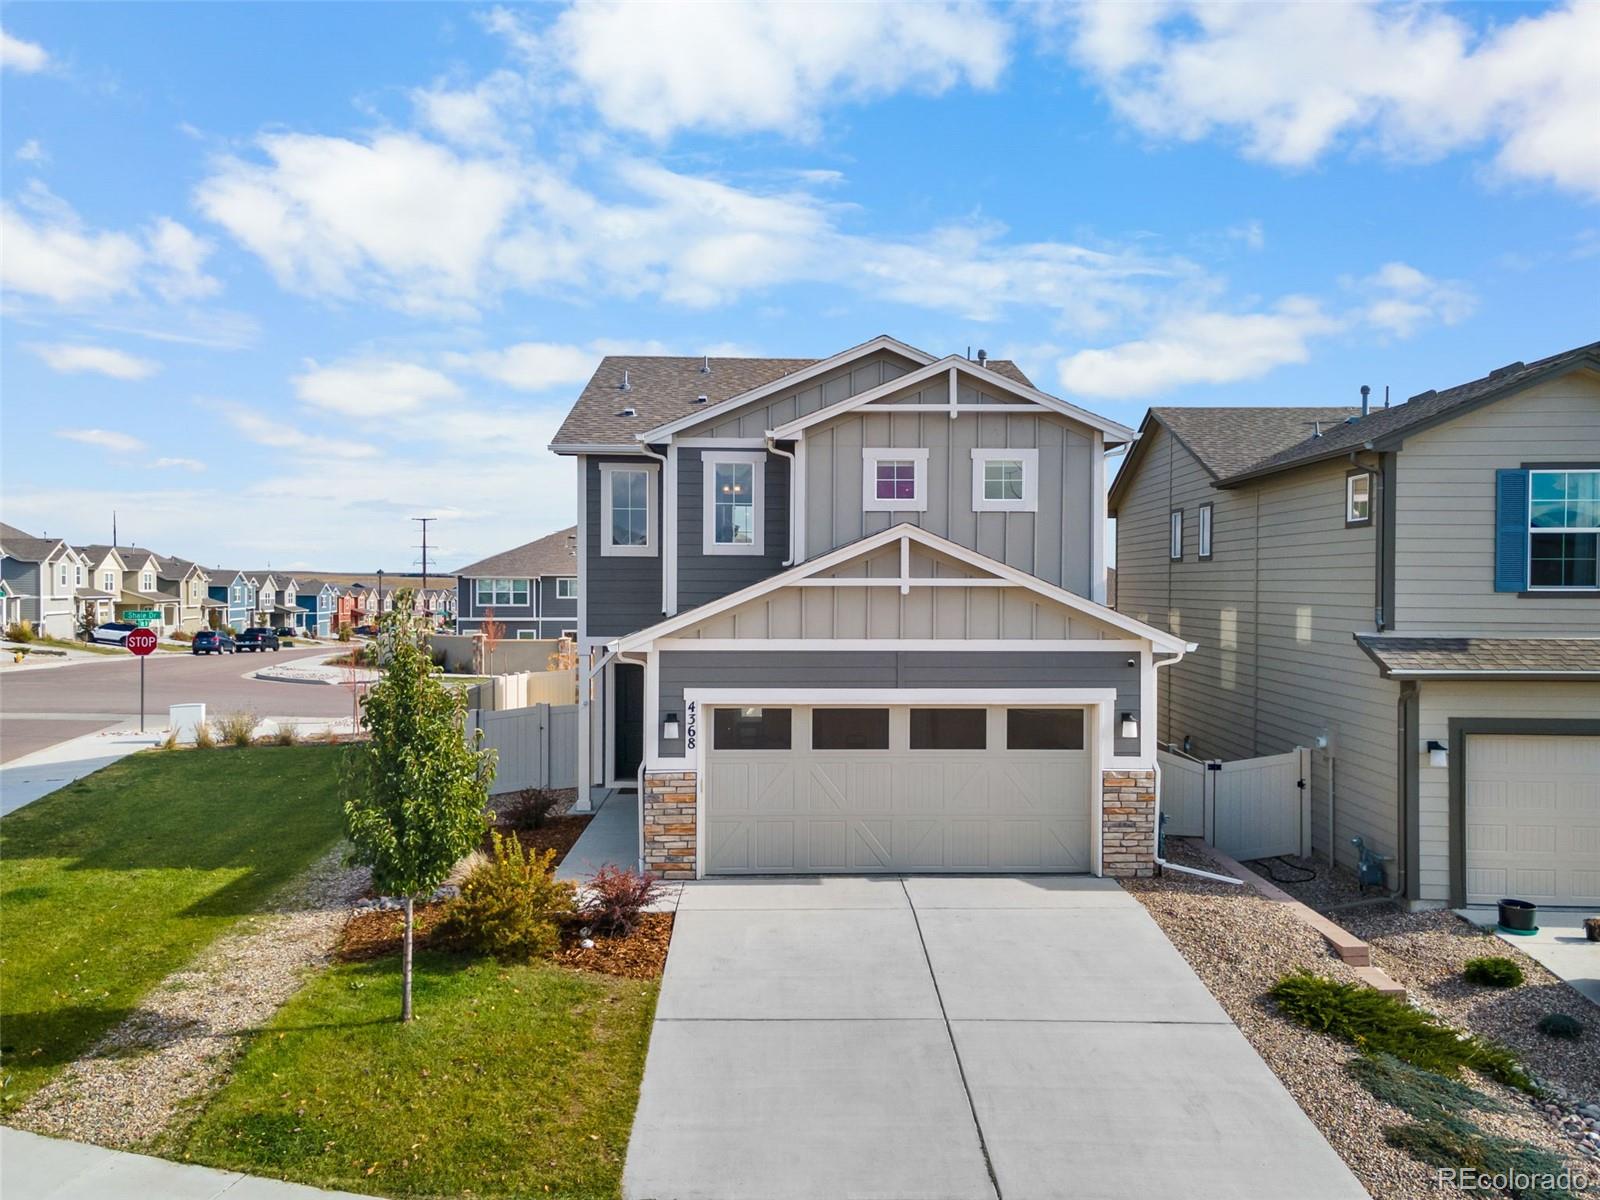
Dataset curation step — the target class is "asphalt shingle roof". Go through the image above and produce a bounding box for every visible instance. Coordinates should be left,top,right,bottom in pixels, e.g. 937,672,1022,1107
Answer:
1150,407,1362,480
551,353,1034,447
0,522,63,562
454,527,578,579
1356,635,1600,678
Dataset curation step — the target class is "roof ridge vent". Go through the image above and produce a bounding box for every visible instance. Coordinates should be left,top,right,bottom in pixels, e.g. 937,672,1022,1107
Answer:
700,355,711,373
1488,361,1525,378
619,368,631,391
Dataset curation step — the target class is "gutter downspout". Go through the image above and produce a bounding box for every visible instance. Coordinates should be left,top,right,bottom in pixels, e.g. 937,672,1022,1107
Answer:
1149,644,1242,884
766,438,799,567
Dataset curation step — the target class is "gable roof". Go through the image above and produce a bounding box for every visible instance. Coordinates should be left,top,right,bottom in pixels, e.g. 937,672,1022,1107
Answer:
453,526,578,579
611,522,1189,655
0,522,65,563
549,335,1036,449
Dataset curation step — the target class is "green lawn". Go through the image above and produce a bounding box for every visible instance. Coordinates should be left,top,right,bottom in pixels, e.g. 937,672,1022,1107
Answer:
18,636,123,656
0,745,346,1110
175,952,658,1200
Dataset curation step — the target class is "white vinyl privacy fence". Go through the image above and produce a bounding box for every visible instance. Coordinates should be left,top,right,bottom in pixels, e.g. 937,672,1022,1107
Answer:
466,702,579,795
1158,747,1311,862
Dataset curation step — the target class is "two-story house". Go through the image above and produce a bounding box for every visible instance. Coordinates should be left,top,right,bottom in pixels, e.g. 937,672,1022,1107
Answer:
0,523,80,637
295,578,338,637
207,569,254,631
111,547,181,632
454,527,578,640
1109,340,1599,910
550,335,1191,880
77,545,131,632
154,556,215,634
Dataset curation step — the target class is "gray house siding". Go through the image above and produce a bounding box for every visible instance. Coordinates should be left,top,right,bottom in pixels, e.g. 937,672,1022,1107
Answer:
585,455,664,639
686,350,919,439
677,448,791,611
1,558,41,618
1392,372,1600,634
655,650,1142,761
457,574,578,638
539,575,577,621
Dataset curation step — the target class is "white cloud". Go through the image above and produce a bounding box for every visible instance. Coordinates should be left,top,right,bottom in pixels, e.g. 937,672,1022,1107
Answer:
15,138,47,164
56,427,147,453
489,1,1010,140
1355,262,1476,338
292,358,461,417
220,405,380,460
450,341,600,392
1060,0,1600,198
29,342,160,380
152,456,206,472
411,69,528,149
145,218,221,301
1,28,48,73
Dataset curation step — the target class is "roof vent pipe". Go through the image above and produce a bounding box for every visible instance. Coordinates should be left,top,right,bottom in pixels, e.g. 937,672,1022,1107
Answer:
1360,384,1371,418
1384,385,1390,409
700,355,711,373
976,348,988,367
620,368,631,391
620,406,636,417
1312,420,1322,438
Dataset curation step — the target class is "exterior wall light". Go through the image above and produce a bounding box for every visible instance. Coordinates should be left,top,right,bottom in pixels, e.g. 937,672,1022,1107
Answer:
1120,712,1139,740
663,715,681,741
1425,739,1448,769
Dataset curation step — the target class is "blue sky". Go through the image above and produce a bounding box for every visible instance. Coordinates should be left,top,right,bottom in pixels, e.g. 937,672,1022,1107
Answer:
2,1,1596,572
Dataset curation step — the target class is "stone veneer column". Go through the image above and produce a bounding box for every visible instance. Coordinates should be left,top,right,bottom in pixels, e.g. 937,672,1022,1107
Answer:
642,770,698,879
1100,769,1156,878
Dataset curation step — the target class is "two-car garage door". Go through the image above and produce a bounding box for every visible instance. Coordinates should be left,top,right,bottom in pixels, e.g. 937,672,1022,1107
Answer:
1464,734,1600,908
703,704,1091,874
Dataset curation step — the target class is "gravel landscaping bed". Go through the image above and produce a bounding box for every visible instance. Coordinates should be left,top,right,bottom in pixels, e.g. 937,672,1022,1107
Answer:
10,846,369,1150
1125,841,1596,1199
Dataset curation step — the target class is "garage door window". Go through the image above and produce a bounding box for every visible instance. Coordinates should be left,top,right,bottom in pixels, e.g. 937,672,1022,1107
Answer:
812,708,889,750
1007,708,1085,750
713,707,791,750
910,708,986,750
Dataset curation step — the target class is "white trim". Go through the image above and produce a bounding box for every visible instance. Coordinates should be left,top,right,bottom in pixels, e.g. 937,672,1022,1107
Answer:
865,403,1059,414
663,444,678,610
701,450,766,556
793,437,808,561
604,659,619,788
1346,471,1372,524
1091,432,1107,605
610,523,1191,654
768,355,1138,443
474,577,532,607
655,638,1146,652
1197,502,1213,559
790,577,1012,588
549,442,643,454
555,576,578,600
970,447,1039,513
862,447,930,513
676,436,770,448
1169,509,1183,561
599,461,659,558
637,335,937,442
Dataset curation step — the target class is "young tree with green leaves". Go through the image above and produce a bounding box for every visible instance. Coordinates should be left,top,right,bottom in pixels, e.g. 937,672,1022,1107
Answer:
343,595,494,1020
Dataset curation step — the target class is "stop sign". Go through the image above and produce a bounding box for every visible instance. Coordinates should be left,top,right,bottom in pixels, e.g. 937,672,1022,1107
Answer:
126,628,159,656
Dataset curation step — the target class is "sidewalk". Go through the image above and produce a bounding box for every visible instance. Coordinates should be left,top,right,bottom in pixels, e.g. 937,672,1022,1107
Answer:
1,1127,369,1199
0,727,163,815
555,788,640,881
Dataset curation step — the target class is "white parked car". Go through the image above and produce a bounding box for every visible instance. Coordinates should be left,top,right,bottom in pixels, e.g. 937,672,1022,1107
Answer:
90,621,140,645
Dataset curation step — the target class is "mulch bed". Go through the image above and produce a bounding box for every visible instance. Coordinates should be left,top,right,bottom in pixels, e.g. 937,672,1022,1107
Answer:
487,814,592,864
336,901,450,963
554,913,673,980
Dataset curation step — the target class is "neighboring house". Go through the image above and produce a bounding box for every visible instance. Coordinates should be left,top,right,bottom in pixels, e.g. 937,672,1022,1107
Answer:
109,547,179,633
207,569,253,631
77,545,131,632
294,578,338,637
550,335,1189,880
277,577,302,631
1109,340,1600,910
248,573,279,626
0,522,79,637
334,584,364,632
453,527,578,640
155,556,215,634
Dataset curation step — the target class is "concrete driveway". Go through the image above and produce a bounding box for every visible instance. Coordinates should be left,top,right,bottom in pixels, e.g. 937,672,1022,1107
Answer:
624,875,1368,1200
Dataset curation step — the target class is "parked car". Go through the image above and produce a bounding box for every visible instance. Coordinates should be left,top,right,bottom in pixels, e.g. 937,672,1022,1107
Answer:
353,624,379,637
236,627,280,652
191,630,236,655
90,621,139,645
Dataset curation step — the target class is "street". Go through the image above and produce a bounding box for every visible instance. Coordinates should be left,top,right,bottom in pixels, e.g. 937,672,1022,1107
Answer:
0,647,361,762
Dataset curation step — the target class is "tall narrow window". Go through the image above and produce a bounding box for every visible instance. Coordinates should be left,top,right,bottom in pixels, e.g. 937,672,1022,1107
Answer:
1529,468,1599,589
703,451,765,555
1346,470,1372,526
600,462,657,557
1169,510,1183,561
1198,503,1213,560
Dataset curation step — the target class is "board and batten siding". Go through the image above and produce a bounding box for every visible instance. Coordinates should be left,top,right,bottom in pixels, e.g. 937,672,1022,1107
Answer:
1413,680,1600,903
1392,372,1600,634
654,649,1143,761
677,448,791,611
584,455,664,639
691,350,919,439
802,382,1095,596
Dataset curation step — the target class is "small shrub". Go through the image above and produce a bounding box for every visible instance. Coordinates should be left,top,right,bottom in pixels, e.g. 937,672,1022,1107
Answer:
500,787,560,831
272,721,299,747
437,831,575,961
1537,1013,1583,1040
214,710,257,747
1346,1054,1500,1132
337,623,352,642
580,865,667,938
1383,1120,1573,1195
1463,955,1524,988
5,620,36,643
1269,971,1533,1092
170,630,193,642
193,721,216,750
160,729,181,751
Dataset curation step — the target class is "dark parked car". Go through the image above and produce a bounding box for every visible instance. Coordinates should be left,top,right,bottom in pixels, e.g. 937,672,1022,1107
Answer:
192,630,236,655
236,627,281,652
353,624,379,637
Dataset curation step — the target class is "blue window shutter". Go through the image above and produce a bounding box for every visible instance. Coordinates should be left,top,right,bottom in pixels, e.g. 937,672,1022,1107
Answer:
1494,469,1529,592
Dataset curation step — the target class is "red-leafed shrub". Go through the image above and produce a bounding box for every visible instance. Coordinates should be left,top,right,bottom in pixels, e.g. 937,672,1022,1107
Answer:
580,866,666,938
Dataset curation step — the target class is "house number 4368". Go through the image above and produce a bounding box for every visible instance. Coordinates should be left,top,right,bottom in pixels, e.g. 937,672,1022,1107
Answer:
685,701,697,750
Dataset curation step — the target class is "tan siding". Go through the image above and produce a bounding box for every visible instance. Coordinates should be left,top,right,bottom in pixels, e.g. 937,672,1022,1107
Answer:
1394,372,1600,633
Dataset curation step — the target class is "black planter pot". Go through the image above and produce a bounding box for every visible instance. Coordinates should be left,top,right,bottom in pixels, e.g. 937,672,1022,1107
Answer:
1497,898,1537,933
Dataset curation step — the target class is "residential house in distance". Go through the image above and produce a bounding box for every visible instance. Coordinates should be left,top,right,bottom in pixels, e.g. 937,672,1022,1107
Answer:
550,336,1190,880
78,545,132,631
1,522,80,637
207,569,254,631
453,527,578,640
155,557,216,634
248,573,279,627
1109,340,1599,910
295,579,339,637
111,546,181,632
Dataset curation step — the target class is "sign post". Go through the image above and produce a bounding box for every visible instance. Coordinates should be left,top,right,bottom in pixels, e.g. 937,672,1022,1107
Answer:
127,627,158,732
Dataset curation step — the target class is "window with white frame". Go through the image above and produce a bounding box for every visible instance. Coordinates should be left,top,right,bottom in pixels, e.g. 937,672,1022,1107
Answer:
1529,468,1599,589
103,571,116,592
555,576,577,599
862,447,929,512
703,451,765,555
1169,510,1183,561
970,448,1038,513
75,564,83,586
515,629,544,639
59,564,70,589
475,578,530,606
1198,503,1213,560
1346,470,1373,526
141,570,154,592
600,462,658,556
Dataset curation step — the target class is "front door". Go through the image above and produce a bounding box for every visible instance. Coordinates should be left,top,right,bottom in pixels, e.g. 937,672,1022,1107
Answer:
613,662,645,784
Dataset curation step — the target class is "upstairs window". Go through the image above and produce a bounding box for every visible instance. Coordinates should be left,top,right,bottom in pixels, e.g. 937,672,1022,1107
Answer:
1198,503,1214,560
703,451,765,555
1529,468,1599,589
1169,510,1183,561
600,462,657,557
141,570,154,592
556,577,577,600
475,578,530,606
862,447,929,513
1346,470,1373,526
971,448,1039,513
102,571,115,592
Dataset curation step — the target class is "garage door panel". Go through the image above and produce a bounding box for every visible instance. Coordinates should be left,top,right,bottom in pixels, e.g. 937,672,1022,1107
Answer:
851,821,894,870
1465,734,1600,908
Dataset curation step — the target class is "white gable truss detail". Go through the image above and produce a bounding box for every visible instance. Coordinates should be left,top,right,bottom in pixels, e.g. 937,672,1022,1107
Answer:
637,334,936,443
611,523,1190,655
764,356,1137,444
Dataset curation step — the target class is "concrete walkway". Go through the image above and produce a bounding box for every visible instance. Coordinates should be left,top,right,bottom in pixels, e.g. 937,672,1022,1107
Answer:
624,875,1368,1200
555,788,639,881
0,1127,369,1199
1459,908,1600,1005
0,727,163,815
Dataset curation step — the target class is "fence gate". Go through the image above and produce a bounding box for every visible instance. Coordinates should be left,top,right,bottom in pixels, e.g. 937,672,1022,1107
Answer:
465,702,579,794
1158,747,1310,861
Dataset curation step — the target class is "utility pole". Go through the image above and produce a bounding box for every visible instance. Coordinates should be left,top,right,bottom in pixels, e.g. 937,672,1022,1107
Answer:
412,516,436,591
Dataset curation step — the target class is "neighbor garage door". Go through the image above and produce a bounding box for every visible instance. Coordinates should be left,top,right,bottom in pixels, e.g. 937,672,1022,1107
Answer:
1464,734,1600,908
704,704,1091,874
